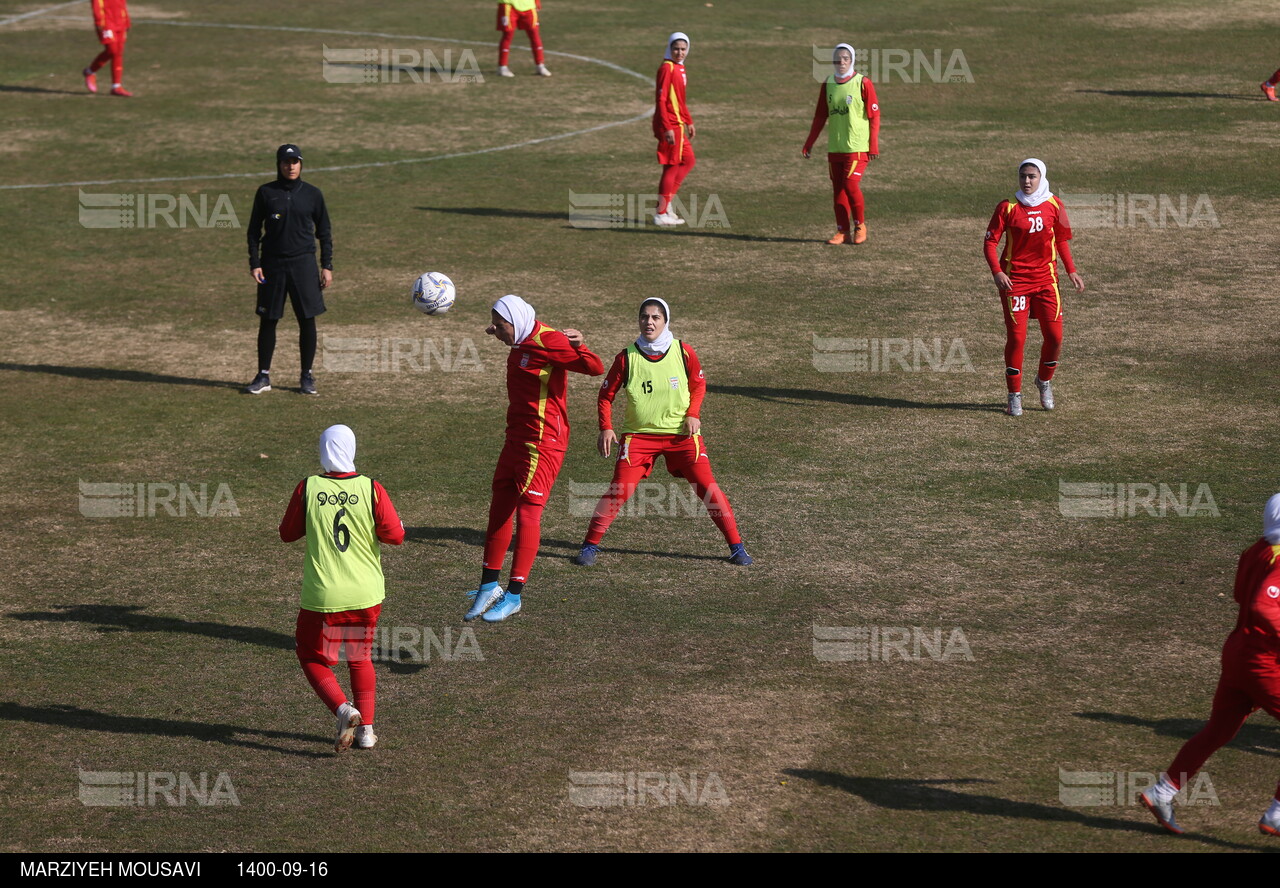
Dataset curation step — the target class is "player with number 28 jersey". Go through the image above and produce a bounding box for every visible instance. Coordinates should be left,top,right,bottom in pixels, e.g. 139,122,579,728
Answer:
983,158,1084,416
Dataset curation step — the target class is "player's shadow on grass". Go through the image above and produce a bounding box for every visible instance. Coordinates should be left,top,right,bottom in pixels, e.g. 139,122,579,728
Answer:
1076,711,1280,759
0,84,85,95
417,206,564,222
0,702,331,759
782,769,1268,850
9,604,295,651
708,383,1000,413
0,363,241,390
416,206,815,244
404,527,726,561
1075,89,1259,102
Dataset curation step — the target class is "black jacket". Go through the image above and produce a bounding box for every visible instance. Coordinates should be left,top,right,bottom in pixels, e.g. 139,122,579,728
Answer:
247,177,333,269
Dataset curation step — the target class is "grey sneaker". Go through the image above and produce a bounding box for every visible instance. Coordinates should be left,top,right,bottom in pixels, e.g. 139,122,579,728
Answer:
1140,788,1183,835
1035,376,1054,410
300,372,317,396
1006,392,1022,417
1260,806,1280,837
244,372,271,394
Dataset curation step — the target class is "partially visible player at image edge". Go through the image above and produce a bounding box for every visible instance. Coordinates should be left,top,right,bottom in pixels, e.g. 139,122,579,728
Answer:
652,32,696,227
802,43,881,245
1139,493,1280,838
279,425,405,752
83,0,132,97
572,298,752,567
1262,68,1280,101
465,295,604,623
496,0,551,77
983,158,1084,417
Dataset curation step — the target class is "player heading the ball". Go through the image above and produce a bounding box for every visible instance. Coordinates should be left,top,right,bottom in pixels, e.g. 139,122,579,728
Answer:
464,295,604,623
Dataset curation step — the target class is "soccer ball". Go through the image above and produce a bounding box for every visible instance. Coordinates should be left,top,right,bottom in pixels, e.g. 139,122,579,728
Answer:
412,272,456,315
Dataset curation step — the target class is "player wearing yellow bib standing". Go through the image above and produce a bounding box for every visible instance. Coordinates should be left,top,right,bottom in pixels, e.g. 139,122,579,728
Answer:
279,425,404,752
802,43,881,245
496,0,551,77
572,299,752,566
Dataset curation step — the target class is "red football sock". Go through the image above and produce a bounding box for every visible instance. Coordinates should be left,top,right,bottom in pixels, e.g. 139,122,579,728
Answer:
680,461,742,545
1269,69,1280,86
1037,317,1062,381
348,658,376,725
584,461,649,545
298,660,346,714
527,26,544,65
1166,683,1256,786
483,482,519,570
509,500,544,584
1003,315,1027,393
498,31,514,67
89,49,111,73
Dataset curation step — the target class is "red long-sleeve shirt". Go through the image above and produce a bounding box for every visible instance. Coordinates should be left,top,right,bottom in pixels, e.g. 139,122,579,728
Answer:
803,78,880,156
1226,538,1280,659
983,198,1077,285
503,321,605,450
91,0,130,32
279,473,405,545
597,341,706,431
653,60,693,139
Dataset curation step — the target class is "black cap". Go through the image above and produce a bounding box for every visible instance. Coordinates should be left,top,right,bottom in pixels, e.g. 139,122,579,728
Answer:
276,144,303,163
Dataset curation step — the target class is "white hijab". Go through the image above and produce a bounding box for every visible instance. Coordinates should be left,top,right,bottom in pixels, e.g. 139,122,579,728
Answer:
1264,493,1280,544
320,424,356,474
635,298,674,356
1014,158,1053,208
493,294,537,347
665,31,690,63
833,43,855,83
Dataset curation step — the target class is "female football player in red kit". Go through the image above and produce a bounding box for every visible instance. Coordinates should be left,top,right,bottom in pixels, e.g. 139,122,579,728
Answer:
1140,494,1280,838
464,295,604,623
279,425,405,752
653,32,695,227
496,0,551,77
83,0,132,97
983,158,1084,416
802,43,880,245
570,298,752,567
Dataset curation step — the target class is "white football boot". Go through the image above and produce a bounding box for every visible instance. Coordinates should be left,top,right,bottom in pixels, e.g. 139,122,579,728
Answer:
1006,392,1022,417
355,725,377,750
535,64,552,77
334,702,361,753
1035,376,1054,411
498,65,515,78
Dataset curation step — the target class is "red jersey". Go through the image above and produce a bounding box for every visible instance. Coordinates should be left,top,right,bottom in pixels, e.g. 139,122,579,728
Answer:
597,341,706,431
1226,538,1280,659
91,0,130,32
984,197,1077,286
503,321,605,450
653,60,693,139
802,78,881,156
279,473,405,546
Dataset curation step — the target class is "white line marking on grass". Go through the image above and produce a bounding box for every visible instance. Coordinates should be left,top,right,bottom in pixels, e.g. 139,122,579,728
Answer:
0,0,85,28
0,16,653,191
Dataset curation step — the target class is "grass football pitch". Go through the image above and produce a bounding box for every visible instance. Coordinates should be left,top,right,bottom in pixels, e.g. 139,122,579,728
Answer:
2,0,1279,853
